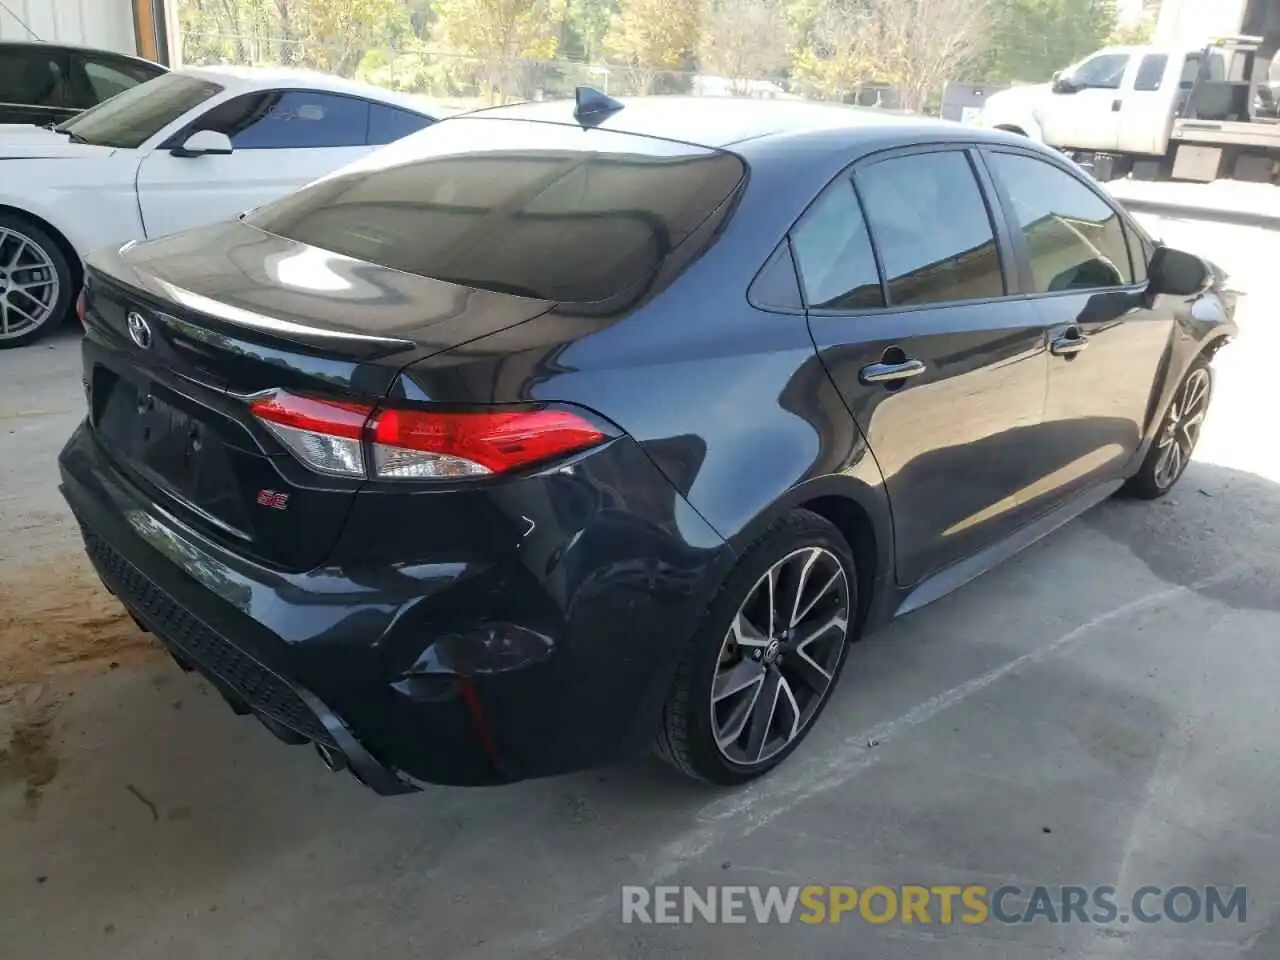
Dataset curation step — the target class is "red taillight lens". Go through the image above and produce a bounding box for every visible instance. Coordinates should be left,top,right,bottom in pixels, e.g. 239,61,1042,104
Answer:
249,391,607,480
250,392,375,478
76,289,87,328
371,408,606,479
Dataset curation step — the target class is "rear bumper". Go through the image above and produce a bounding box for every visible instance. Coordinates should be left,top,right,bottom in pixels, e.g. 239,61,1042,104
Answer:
59,421,732,790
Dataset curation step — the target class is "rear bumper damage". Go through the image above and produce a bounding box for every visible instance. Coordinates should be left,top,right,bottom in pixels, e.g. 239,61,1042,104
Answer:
58,420,731,791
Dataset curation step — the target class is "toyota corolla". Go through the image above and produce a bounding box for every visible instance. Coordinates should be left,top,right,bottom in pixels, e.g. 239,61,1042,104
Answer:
59,91,1235,793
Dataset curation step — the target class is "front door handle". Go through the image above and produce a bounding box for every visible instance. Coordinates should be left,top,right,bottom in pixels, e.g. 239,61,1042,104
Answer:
860,358,927,385
1050,333,1090,356
1111,98,1122,111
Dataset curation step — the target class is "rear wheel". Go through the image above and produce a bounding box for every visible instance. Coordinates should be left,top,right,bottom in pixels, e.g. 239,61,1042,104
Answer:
1123,359,1212,499
655,510,856,784
0,214,73,349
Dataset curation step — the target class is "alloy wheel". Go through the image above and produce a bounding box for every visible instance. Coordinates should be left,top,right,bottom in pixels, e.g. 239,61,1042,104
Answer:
1153,367,1210,491
710,546,850,766
0,227,61,341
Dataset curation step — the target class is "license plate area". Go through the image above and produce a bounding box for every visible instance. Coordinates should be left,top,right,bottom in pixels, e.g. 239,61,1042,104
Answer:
91,366,256,537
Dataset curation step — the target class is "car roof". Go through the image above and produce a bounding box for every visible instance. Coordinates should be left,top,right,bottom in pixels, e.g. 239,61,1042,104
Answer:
0,39,166,70
466,95,965,150
177,65,445,118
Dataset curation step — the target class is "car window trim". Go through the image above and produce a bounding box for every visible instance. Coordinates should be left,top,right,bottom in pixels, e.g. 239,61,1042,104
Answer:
797,142,1025,318
161,88,407,151
747,237,807,315
978,144,1151,300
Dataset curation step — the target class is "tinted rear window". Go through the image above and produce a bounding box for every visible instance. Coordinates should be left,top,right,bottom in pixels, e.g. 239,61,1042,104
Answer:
245,117,746,302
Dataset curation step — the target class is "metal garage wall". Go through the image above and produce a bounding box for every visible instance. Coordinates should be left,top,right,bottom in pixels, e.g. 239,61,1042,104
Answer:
0,0,136,54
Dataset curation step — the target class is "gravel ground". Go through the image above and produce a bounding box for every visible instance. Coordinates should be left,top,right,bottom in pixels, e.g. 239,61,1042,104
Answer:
1,210,1278,959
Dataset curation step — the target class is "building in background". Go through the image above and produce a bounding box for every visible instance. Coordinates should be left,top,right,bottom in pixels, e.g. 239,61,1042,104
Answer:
0,0,176,63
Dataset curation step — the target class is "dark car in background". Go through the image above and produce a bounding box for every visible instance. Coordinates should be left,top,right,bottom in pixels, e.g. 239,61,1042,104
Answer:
59,92,1235,795
0,40,165,127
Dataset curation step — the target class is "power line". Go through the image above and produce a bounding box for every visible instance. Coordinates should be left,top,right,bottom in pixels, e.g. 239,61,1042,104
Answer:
0,0,42,41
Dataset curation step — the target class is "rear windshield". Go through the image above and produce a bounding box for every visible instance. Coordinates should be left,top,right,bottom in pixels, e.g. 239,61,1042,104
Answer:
245,117,746,303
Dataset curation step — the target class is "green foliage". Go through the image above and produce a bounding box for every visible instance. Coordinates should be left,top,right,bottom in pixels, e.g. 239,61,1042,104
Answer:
1109,17,1155,46
179,0,413,76
179,0,1125,102
981,0,1119,83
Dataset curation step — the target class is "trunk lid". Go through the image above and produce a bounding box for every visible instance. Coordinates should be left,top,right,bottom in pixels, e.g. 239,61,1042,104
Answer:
82,220,555,571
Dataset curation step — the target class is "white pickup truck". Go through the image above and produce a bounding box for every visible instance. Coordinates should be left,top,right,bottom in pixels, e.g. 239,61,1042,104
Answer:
977,36,1280,183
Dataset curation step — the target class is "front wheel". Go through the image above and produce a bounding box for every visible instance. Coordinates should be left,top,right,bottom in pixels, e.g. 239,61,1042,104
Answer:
0,214,74,349
655,510,857,785
1123,359,1213,499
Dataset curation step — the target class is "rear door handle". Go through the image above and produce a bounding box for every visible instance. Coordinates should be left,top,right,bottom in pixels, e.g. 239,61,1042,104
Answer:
1050,333,1090,356
859,359,927,385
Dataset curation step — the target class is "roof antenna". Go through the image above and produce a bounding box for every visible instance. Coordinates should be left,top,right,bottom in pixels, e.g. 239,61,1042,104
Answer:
573,86,624,126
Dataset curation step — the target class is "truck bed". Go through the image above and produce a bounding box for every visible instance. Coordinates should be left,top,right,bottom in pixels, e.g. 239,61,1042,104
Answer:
1172,117,1280,148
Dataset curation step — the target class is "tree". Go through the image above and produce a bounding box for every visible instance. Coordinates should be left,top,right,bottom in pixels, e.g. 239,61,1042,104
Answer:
791,0,992,111
981,0,1119,83
177,0,411,75
432,0,566,102
875,0,994,112
564,0,621,62
790,0,887,101
698,0,789,93
605,0,701,93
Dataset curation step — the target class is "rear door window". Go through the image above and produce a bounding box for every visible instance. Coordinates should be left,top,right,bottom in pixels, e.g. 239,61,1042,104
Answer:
790,179,883,310
1134,54,1169,91
855,150,1005,306
245,117,746,303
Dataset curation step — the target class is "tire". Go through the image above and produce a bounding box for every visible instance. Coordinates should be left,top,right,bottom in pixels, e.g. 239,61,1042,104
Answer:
0,213,75,349
654,509,858,785
1123,358,1213,500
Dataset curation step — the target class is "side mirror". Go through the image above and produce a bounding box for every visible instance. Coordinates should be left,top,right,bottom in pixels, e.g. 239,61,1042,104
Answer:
172,129,233,157
1148,245,1209,297
1051,72,1077,94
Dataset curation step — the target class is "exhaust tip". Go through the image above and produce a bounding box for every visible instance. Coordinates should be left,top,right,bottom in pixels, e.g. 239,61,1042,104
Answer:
315,741,348,773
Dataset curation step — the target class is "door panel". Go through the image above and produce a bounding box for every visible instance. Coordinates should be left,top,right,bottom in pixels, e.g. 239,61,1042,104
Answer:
135,146,369,239
1116,52,1180,155
983,149,1173,513
136,89,376,239
797,148,1050,587
812,308,1050,586
1041,51,1131,151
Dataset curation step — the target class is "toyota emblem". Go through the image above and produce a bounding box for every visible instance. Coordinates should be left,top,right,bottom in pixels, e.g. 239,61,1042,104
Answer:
126,311,152,350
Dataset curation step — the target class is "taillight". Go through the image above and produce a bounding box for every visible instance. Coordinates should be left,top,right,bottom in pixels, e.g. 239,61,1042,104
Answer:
250,393,374,478
372,408,605,478
249,391,607,480
76,289,87,328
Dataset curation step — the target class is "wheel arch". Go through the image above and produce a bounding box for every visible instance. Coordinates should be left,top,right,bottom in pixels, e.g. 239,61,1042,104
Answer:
0,203,84,291
725,474,895,634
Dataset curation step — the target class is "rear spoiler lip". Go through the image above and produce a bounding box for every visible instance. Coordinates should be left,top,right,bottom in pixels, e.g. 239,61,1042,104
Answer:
148,277,418,348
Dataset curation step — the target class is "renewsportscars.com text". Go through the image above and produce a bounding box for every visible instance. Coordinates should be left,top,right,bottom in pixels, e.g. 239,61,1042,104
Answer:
621,884,1247,925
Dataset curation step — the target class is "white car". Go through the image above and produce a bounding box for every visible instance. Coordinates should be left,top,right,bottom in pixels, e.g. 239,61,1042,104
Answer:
0,66,442,347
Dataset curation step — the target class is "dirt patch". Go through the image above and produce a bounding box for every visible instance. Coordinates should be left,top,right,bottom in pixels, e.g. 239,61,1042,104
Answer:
0,554,163,806
0,691,59,812
0,553,161,691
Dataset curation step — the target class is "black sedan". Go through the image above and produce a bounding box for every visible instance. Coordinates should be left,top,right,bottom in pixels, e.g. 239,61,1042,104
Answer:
59,91,1236,793
0,41,165,127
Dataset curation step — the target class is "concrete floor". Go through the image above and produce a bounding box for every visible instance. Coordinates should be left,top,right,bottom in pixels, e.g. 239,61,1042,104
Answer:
1,211,1278,959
